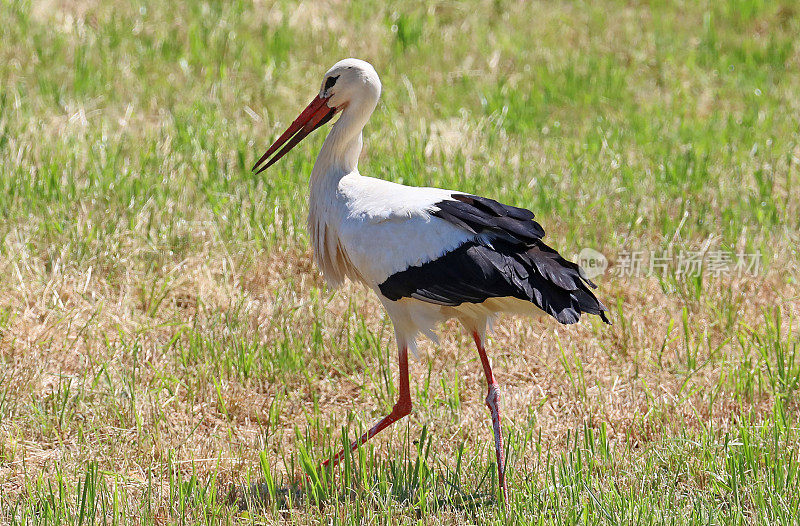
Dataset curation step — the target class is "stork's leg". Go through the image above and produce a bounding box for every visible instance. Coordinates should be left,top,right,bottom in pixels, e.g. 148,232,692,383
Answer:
472,331,508,504
322,344,412,470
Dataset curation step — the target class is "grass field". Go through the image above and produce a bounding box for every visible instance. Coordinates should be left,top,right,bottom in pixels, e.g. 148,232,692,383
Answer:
1,0,799,523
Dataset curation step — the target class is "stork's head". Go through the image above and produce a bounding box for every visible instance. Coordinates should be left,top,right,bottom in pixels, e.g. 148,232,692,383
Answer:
252,58,381,174
320,58,381,113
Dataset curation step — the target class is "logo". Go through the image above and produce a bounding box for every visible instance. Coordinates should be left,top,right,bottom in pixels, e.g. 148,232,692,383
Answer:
577,248,608,279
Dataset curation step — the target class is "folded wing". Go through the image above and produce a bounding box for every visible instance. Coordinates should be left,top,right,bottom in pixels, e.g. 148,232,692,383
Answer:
379,194,611,325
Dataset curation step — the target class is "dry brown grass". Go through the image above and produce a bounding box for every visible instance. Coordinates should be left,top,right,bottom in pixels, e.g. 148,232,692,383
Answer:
2,232,797,507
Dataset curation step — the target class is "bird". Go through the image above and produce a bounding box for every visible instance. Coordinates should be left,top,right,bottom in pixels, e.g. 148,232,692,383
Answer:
252,58,610,503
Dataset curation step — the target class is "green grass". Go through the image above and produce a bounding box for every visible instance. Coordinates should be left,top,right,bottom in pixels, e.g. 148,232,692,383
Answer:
1,0,799,523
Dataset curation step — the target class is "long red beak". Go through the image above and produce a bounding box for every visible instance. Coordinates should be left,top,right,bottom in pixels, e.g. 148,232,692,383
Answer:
252,95,337,174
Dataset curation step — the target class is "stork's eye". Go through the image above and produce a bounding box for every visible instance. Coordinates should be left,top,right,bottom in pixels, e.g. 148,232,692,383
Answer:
324,75,339,91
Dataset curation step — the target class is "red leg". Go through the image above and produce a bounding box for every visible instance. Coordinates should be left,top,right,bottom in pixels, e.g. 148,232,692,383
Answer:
323,345,412,470
472,331,508,505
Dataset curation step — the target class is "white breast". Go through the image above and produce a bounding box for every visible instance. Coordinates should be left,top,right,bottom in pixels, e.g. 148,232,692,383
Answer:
313,174,474,288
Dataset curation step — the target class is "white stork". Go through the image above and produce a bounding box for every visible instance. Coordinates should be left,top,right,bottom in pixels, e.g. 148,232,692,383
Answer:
253,58,610,502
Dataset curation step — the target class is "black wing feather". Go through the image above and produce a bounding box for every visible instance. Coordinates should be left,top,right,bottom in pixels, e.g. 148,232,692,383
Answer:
433,194,546,242
379,194,611,325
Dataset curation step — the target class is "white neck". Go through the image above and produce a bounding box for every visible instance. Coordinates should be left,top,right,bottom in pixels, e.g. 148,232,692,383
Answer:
309,98,375,190
307,99,375,287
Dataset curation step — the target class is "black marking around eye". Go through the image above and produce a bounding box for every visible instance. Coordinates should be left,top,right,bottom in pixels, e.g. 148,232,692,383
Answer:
324,75,339,91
